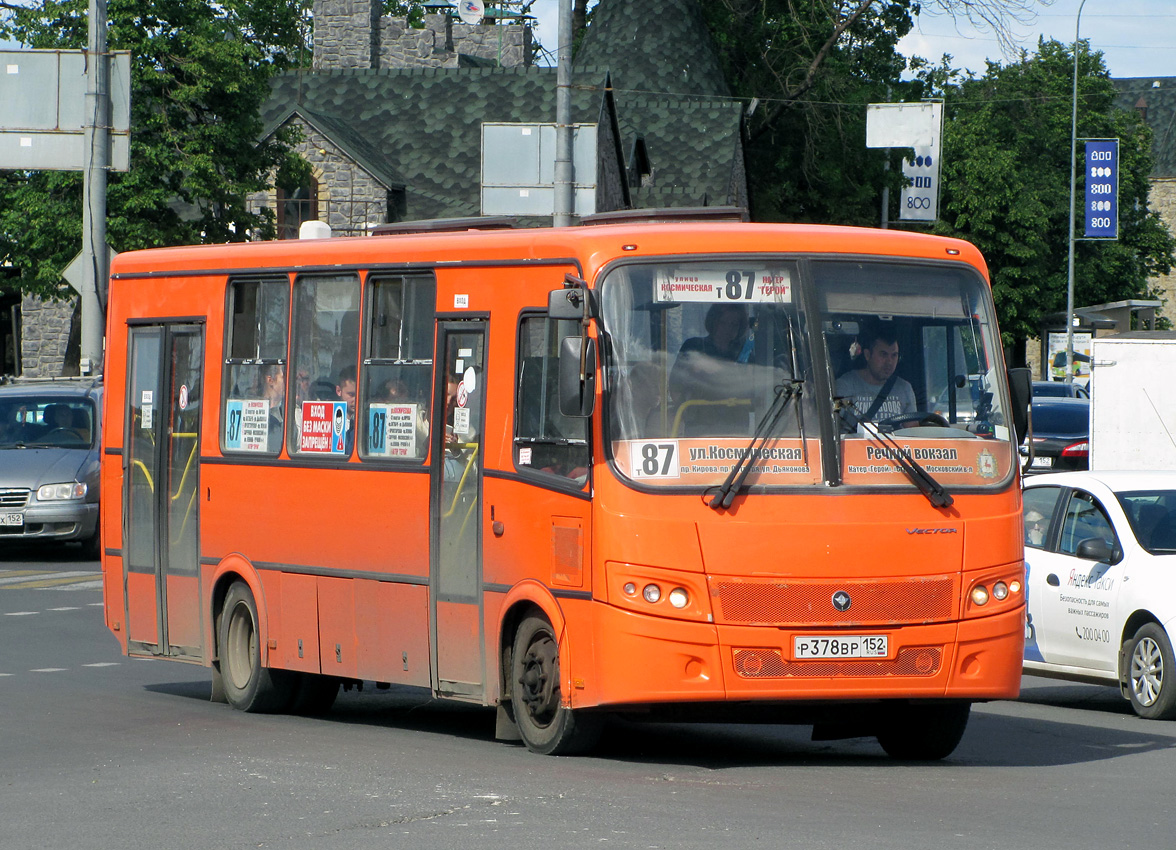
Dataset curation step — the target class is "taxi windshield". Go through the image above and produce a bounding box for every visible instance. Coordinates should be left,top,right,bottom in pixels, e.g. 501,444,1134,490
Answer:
600,258,1015,491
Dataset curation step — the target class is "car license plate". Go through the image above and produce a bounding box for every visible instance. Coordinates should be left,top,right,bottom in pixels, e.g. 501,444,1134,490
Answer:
0,512,24,527
793,635,888,659
1030,456,1054,468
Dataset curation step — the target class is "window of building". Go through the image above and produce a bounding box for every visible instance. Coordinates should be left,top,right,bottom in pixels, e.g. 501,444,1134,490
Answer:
276,175,319,240
514,315,589,485
360,274,436,461
222,277,289,455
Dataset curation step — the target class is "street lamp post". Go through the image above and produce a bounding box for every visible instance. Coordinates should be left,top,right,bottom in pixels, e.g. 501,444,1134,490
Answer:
1064,0,1090,384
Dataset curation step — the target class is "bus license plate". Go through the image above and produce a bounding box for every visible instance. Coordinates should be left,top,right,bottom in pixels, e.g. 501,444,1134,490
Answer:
794,635,888,660
0,512,24,526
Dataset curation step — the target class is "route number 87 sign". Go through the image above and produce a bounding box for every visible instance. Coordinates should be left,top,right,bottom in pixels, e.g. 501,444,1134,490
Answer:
630,441,680,479
655,267,791,303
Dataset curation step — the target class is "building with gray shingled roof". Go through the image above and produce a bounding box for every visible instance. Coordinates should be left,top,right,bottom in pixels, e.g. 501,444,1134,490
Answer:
252,0,747,234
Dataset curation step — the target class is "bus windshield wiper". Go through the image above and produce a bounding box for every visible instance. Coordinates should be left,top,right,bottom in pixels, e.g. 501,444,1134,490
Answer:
835,400,954,509
707,379,803,511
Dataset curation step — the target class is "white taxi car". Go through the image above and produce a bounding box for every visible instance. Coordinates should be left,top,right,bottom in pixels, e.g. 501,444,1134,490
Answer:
1023,470,1176,719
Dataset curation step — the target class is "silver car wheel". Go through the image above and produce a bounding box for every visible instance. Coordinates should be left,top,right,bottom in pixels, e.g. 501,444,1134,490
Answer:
1130,636,1164,707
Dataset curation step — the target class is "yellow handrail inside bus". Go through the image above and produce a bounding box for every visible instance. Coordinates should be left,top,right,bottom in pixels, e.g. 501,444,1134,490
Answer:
131,459,154,492
442,443,479,519
671,398,751,437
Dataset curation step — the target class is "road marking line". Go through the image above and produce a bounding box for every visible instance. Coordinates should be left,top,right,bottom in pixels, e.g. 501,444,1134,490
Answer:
82,662,120,667
4,575,102,589
4,611,37,616
30,668,68,673
50,606,81,611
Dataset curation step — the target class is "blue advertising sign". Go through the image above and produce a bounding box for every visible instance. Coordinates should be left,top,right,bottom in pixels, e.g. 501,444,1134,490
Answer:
1084,139,1118,239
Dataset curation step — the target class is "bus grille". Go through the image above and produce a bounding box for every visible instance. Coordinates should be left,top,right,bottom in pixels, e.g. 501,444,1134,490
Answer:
732,646,943,679
0,488,30,509
711,575,956,626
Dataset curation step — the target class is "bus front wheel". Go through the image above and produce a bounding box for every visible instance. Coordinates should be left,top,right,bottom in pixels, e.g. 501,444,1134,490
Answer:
875,702,970,760
510,614,602,755
218,581,295,713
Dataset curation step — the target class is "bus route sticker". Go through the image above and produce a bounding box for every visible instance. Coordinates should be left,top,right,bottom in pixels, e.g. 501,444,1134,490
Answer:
300,400,348,454
225,398,270,452
368,402,418,457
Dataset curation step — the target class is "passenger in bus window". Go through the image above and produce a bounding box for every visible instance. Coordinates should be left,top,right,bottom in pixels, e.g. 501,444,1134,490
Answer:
669,304,757,435
834,320,915,426
261,364,285,453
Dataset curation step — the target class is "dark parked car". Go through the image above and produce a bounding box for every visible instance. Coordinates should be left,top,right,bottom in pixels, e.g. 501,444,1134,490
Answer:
0,379,102,554
1032,380,1089,399
1022,396,1089,472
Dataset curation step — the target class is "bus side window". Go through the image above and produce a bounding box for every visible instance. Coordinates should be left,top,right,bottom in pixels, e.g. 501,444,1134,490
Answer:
289,273,361,458
360,274,437,461
514,315,589,484
222,277,289,455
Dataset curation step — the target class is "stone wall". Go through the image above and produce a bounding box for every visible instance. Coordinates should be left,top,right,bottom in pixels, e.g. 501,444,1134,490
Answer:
250,117,391,237
1148,177,1176,321
313,1,530,70
20,294,78,377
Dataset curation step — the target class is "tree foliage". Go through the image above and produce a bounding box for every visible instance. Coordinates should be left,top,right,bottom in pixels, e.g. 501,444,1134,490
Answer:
0,0,310,298
920,41,1174,348
700,0,919,224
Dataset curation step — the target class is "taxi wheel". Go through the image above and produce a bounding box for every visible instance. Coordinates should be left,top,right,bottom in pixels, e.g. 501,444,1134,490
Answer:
510,614,602,755
1125,624,1176,720
218,581,295,713
876,702,971,760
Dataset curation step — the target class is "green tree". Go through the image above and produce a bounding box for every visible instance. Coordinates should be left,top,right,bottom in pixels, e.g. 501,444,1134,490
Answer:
0,0,310,298
921,41,1174,351
697,0,1044,224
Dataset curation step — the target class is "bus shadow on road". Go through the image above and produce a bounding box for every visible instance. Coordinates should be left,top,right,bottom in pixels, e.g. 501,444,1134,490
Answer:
140,680,1176,768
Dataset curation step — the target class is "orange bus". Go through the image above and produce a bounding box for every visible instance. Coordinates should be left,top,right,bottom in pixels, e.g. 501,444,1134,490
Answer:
100,217,1031,758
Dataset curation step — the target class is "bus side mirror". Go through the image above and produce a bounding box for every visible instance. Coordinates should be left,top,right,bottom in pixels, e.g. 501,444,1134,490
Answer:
1008,367,1031,445
559,336,597,418
548,277,597,321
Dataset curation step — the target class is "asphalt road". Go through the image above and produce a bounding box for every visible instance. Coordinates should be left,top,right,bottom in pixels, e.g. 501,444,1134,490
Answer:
2,550,1173,850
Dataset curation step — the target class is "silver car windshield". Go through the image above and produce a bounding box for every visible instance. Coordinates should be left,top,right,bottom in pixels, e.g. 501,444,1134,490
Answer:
0,397,96,449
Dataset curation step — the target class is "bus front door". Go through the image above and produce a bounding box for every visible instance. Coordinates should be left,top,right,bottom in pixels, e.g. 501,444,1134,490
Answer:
430,320,487,697
123,323,204,659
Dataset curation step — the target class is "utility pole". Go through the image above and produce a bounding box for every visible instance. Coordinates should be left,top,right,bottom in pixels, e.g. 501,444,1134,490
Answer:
80,0,110,376
553,0,574,227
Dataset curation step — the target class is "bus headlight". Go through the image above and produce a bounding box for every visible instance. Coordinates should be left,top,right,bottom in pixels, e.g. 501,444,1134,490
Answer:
668,588,689,609
642,584,662,603
971,585,990,606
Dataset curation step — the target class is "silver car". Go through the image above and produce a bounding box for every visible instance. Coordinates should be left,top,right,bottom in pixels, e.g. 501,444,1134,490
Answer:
0,379,101,555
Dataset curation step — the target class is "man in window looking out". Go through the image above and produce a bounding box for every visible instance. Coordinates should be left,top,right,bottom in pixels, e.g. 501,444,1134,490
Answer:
834,321,916,424
261,364,285,453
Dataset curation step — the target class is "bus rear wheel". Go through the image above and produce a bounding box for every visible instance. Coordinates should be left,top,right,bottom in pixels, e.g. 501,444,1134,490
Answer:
875,702,971,760
218,581,295,713
510,614,602,755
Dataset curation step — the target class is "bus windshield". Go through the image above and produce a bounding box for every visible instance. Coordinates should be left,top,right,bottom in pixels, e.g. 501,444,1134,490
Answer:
601,258,1015,491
